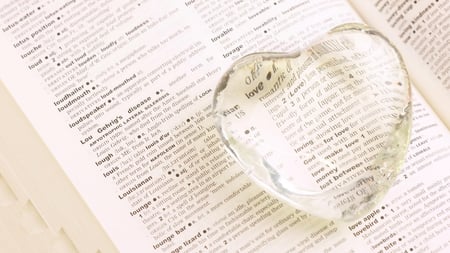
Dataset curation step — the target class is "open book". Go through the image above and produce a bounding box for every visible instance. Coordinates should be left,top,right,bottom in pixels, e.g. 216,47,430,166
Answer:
0,0,449,252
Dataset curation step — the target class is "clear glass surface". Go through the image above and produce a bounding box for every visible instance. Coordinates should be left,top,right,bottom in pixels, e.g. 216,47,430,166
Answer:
213,23,412,220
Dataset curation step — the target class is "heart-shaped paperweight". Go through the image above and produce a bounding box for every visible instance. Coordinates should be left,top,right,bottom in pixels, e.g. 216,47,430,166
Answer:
213,23,411,221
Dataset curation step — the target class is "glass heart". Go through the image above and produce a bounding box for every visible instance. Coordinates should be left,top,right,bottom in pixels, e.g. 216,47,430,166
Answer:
213,23,412,221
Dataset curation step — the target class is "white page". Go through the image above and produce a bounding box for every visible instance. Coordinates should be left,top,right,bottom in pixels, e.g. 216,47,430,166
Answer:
349,0,450,127
0,0,449,252
359,0,449,89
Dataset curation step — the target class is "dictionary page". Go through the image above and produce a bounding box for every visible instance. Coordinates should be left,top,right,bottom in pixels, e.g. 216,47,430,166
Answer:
0,1,450,253
349,0,450,128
